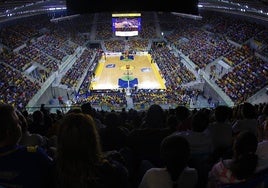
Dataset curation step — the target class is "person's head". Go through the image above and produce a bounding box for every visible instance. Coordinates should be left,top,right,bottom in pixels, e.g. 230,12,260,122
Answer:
104,112,120,128
0,103,22,146
214,105,232,123
56,112,104,187
175,105,190,122
81,102,92,115
241,102,256,119
160,135,190,187
231,130,258,180
145,104,165,128
166,114,178,132
191,109,209,132
67,108,82,114
32,110,44,123
57,113,102,163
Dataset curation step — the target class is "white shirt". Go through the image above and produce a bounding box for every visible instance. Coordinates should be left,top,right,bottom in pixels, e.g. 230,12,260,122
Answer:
256,140,268,172
138,167,198,188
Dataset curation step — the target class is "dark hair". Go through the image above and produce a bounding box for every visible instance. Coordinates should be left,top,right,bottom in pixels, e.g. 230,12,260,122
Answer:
191,109,209,132
16,110,28,133
230,131,258,180
0,103,21,143
242,102,256,119
144,104,165,128
214,105,232,123
56,113,104,188
104,112,120,128
175,105,190,122
32,110,44,122
81,102,92,115
166,114,178,131
160,135,190,188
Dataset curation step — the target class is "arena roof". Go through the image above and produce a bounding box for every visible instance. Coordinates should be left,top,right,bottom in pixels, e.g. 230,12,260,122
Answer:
0,0,268,21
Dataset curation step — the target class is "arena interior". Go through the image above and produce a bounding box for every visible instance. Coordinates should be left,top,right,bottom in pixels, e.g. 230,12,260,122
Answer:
1,1,268,188
0,0,267,113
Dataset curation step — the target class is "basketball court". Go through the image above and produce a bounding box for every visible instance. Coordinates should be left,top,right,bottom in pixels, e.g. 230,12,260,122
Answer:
90,54,166,90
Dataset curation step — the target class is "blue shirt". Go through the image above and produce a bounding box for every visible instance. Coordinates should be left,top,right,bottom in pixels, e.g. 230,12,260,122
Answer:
0,144,53,188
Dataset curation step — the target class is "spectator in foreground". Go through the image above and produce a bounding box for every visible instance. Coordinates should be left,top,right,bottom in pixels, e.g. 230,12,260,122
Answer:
256,120,268,172
175,105,192,131
99,111,129,152
174,109,212,188
126,104,171,184
138,135,198,188
0,103,53,188
232,102,258,137
17,109,47,148
207,105,233,163
54,112,128,188
208,130,258,187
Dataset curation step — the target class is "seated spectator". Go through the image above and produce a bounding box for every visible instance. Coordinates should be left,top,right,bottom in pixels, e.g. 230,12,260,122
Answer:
232,102,258,137
81,102,105,130
207,105,233,163
208,131,258,187
175,108,213,157
175,105,192,131
58,96,64,105
54,112,128,188
256,120,268,172
28,110,47,136
17,109,47,148
127,104,171,166
257,103,268,141
126,104,171,187
175,108,213,188
0,103,53,188
138,135,198,188
99,112,129,152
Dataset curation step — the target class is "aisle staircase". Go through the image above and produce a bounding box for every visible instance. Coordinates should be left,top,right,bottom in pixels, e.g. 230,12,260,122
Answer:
125,95,134,110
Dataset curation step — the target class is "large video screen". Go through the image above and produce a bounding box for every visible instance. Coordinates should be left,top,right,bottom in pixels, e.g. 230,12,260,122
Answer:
112,13,141,37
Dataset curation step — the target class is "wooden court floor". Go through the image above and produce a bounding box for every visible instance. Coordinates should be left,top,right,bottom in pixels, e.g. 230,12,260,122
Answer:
90,55,166,90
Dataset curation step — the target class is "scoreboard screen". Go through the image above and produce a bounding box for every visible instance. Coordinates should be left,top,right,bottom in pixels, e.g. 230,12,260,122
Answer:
112,13,141,37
